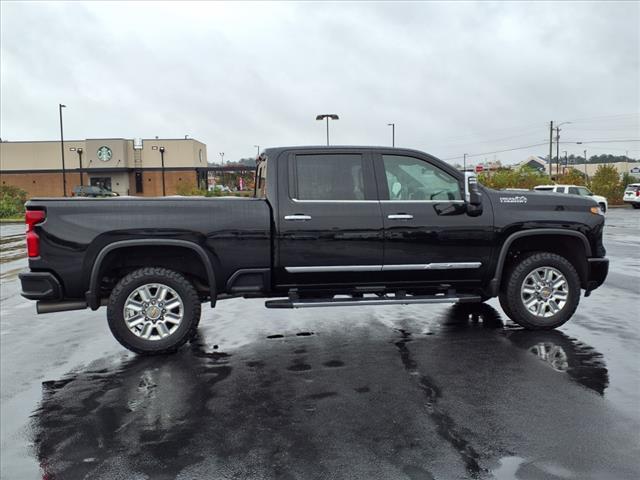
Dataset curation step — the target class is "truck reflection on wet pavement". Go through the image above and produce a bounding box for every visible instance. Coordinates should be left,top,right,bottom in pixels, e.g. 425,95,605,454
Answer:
1,210,639,480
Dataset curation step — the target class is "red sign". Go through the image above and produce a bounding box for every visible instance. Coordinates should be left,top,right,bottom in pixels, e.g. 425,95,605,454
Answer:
475,164,484,173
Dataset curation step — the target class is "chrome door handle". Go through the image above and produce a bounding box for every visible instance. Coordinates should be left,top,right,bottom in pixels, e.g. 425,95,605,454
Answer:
284,214,312,221
387,214,413,220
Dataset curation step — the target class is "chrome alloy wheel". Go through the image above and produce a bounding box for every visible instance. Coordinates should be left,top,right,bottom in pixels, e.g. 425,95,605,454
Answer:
520,267,568,318
123,283,184,341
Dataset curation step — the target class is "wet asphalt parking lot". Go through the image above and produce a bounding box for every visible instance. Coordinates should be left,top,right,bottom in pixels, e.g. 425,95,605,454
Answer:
1,209,639,480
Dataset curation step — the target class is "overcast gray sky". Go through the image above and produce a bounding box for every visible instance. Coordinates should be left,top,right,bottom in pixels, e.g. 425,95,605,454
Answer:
1,1,638,165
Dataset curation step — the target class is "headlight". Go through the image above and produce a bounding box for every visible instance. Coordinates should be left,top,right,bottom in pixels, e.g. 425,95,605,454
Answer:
590,206,604,215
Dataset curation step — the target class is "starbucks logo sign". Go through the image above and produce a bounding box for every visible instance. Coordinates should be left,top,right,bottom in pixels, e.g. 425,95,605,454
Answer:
97,146,112,162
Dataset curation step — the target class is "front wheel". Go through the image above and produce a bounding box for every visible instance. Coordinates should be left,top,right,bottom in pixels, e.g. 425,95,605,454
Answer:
107,267,201,355
501,252,580,330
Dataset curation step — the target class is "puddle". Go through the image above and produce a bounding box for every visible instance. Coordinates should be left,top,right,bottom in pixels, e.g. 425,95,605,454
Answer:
493,456,526,479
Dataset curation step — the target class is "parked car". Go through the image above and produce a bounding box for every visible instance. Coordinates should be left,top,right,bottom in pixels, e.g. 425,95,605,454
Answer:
533,185,607,213
623,183,640,209
20,146,608,354
73,185,119,197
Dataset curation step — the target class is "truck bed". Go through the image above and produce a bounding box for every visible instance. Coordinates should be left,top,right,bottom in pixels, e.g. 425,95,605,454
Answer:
26,196,272,299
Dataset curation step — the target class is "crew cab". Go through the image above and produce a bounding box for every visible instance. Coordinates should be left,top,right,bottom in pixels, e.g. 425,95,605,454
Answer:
20,146,609,354
533,184,608,213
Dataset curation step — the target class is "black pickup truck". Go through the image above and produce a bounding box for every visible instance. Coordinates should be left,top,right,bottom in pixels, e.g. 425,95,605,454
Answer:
20,146,609,354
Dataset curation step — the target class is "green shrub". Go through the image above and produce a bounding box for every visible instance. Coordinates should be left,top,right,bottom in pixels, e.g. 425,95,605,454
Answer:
0,185,27,218
478,166,548,190
589,165,624,205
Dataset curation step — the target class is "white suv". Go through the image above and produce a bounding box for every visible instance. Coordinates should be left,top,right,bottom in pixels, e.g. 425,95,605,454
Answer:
533,185,608,213
623,183,640,209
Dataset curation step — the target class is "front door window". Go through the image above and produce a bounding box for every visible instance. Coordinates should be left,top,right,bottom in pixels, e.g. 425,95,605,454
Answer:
382,155,462,201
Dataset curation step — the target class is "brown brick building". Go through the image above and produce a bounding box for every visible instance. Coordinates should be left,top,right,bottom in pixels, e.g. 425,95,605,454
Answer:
0,138,208,197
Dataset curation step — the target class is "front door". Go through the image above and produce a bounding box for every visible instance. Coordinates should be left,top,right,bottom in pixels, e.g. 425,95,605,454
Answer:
374,152,494,285
276,150,384,289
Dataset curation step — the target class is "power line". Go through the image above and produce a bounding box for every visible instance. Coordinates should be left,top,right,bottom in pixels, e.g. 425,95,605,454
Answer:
441,142,549,161
441,138,639,162
560,139,640,144
432,128,543,149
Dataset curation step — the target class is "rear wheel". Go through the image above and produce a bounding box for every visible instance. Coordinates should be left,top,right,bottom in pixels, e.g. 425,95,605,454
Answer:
632,203,640,209
501,252,580,330
598,202,607,213
107,267,201,355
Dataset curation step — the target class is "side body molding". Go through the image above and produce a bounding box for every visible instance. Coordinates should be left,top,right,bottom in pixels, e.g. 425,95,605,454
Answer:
488,228,592,296
86,239,217,309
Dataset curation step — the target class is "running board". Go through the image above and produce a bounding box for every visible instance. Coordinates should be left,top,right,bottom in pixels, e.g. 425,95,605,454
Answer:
265,293,481,309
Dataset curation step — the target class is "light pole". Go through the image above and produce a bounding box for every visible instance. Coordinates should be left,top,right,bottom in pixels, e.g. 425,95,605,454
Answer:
77,147,84,186
219,152,225,165
584,149,588,179
387,123,395,147
254,145,260,157
59,104,67,196
159,146,166,196
562,150,567,174
316,114,339,145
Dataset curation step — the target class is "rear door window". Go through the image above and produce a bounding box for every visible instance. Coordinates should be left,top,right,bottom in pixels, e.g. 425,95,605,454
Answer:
293,154,366,200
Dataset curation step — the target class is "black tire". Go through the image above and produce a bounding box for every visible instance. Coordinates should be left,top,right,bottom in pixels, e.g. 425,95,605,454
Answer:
498,290,515,322
107,267,201,355
501,252,580,330
598,203,606,213
632,203,640,209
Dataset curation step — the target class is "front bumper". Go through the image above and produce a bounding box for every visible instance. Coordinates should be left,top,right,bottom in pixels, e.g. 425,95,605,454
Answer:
585,257,609,296
19,271,62,300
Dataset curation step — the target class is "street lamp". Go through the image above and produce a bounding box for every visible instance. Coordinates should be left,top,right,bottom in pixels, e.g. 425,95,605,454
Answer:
59,104,67,196
562,150,568,173
577,142,588,179
159,146,166,196
77,148,84,186
316,114,339,146
219,152,225,165
254,145,260,157
387,123,395,147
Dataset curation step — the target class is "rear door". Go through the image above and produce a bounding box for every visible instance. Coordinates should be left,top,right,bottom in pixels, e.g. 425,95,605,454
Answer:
275,149,384,288
374,151,495,285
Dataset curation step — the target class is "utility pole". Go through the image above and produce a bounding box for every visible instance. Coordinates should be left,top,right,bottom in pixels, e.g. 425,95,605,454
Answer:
387,123,395,147
254,145,260,157
59,104,67,196
463,153,467,173
555,127,561,177
563,150,568,175
219,152,224,165
549,120,554,177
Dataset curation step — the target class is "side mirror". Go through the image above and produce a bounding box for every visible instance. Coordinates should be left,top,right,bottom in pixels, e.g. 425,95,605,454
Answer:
464,173,483,217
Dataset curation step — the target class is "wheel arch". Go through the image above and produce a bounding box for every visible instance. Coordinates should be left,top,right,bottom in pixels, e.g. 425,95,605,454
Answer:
86,239,217,310
489,229,591,296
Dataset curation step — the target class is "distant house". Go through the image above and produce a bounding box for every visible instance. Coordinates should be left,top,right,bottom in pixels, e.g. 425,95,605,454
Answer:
518,156,548,172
